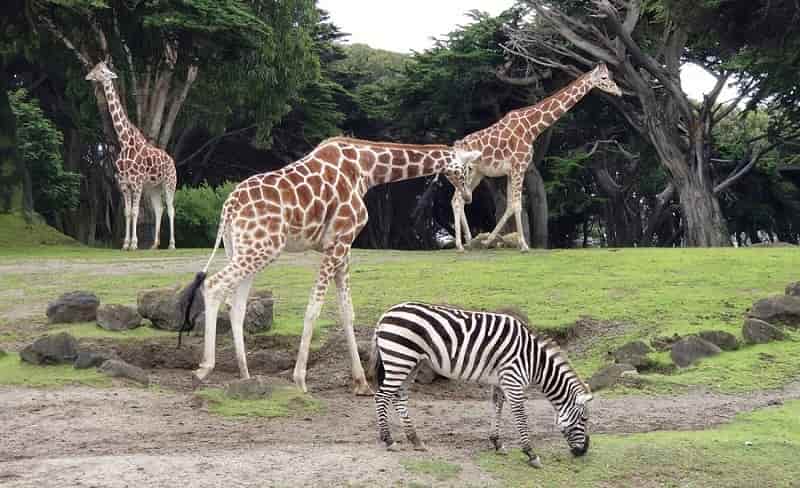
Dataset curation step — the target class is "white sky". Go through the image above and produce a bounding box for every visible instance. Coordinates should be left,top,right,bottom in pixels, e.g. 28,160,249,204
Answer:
317,0,740,102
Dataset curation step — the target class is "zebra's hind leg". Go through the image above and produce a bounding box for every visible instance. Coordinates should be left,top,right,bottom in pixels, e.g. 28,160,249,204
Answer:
394,363,426,451
502,378,543,468
489,385,507,455
375,358,415,451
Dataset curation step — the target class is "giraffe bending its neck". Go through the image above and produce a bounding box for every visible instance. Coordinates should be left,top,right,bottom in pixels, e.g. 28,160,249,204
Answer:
86,61,178,251
449,64,622,251
183,137,480,394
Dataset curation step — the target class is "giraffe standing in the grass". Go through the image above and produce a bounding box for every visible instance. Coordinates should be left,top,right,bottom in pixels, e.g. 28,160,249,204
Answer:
179,137,481,394
449,64,622,251
85,61,177,251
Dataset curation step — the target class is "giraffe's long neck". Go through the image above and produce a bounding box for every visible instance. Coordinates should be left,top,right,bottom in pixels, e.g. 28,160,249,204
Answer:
521,72,595,140
101,80,141,148
365,146,452,189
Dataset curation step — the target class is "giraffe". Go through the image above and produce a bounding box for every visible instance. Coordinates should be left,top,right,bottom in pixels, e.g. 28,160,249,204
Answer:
85,61,177,251
449,64,622,251
178,137,481,394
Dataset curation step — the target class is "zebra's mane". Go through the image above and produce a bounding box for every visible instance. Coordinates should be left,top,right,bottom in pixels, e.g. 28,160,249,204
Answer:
537,337,591,394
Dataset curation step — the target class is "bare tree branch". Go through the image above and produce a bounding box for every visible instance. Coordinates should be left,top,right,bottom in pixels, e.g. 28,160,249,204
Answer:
40,17,92,69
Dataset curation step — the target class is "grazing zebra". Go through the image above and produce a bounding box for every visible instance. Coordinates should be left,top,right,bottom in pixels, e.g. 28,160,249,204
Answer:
371,302,593,468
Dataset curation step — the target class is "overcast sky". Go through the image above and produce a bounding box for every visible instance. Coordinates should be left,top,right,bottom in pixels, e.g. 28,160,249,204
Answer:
317,0,739,102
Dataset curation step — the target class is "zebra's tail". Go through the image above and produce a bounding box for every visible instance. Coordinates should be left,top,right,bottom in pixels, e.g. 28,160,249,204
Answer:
368,328,385,387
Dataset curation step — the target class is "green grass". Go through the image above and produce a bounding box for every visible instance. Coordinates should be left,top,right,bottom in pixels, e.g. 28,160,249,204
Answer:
479,400,800,487
0,352,110,387
196,386,324,418
0,213,80,248
2,245,799,393
400,458,463,482
50,322,176,340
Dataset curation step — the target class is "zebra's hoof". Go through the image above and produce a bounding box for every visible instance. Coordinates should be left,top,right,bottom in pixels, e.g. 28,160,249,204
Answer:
495,445,508,456
528,456,543,469
386,442,400,452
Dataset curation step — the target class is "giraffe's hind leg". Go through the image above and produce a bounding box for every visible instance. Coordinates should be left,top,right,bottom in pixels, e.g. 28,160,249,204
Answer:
148,189,164,250
164,185,176,250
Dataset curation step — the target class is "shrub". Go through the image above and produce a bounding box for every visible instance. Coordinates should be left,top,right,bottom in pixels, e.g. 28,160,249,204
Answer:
173,181,237,247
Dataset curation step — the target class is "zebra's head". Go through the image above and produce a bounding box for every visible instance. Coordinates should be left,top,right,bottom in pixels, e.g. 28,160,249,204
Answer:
556,392,592,456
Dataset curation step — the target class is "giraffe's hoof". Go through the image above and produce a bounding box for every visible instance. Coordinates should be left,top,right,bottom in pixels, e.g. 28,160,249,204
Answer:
412,443,428,452
528,456,543,469
352,379,373,396
168,244,176,250
520,247,530,253
191,373,205,390
385,442,400,452
455,247,466,253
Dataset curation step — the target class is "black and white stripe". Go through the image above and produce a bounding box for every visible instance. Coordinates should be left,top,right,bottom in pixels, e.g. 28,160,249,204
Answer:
371,302,593,467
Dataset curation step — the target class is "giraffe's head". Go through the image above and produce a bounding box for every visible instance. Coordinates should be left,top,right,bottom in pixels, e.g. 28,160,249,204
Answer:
85,61,118,82
446,148,481,204
590,64,622,96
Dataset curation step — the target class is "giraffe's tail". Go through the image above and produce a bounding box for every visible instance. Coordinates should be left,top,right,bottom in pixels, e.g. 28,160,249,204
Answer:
202,201,232,273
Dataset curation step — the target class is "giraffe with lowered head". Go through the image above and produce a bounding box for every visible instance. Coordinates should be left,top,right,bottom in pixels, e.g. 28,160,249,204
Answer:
178,137,481,394
449,64,622,251
86,61,177,250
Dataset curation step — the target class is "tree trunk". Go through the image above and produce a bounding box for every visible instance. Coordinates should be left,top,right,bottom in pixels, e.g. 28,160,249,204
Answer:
524,128,552,248
677,175,729,247
0,77,24,215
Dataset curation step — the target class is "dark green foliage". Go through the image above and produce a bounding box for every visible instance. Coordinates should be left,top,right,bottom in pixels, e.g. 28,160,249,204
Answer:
173,181,236,247
8,89,80,219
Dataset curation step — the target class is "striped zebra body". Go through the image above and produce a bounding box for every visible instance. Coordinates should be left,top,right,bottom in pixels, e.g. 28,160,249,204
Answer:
372,302,592,467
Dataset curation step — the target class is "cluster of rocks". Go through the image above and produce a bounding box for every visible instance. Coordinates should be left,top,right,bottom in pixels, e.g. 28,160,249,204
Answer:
589,281,800,391
19,332,149,385
137,287,274,335
45,285,274,336
466,232,522,250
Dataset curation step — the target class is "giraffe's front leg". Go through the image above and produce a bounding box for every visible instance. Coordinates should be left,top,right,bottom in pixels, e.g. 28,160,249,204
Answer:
129,189,142,251
121,187,132,251
334,258,372,395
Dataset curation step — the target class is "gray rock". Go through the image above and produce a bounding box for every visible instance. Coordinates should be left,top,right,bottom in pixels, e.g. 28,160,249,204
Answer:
786,282,800,297
742,318,786,344
46,291,99,324
612,341,653,369
588,363,638,391
192,290,273,336
500,232,521,248
749,295,800,329
670,336,722,368
650,334,682,352
97,304,142,331
98,359,149,385
697,330,739,351
137,288,181,330
243,290,274,334
224,377,274,399
73,351,111,369
20,332,79,365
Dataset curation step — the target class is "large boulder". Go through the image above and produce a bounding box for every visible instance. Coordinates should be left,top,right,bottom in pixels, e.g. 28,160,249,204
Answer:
697,330,739,351
98,359,149,385
97,304,142,331
670,336,721,368
46,291,99,324
786,282,800,297
612,341,653,369
588,363,638,391
20,332,79,365
742,318,786,344
191,290,273,336
138,288,182,331
650,334,682,352
749,295,800,329
73,351,111,369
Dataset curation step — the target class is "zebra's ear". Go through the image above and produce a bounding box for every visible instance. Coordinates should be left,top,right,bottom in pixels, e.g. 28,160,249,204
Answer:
576,393,593,405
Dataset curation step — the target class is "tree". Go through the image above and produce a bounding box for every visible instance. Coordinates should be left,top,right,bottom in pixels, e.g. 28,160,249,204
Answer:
8,88,80,222
506,0,757,246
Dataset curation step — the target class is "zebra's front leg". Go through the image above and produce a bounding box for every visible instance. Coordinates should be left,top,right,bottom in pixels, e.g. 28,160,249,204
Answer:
489,385,507,455
503,381,543,468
